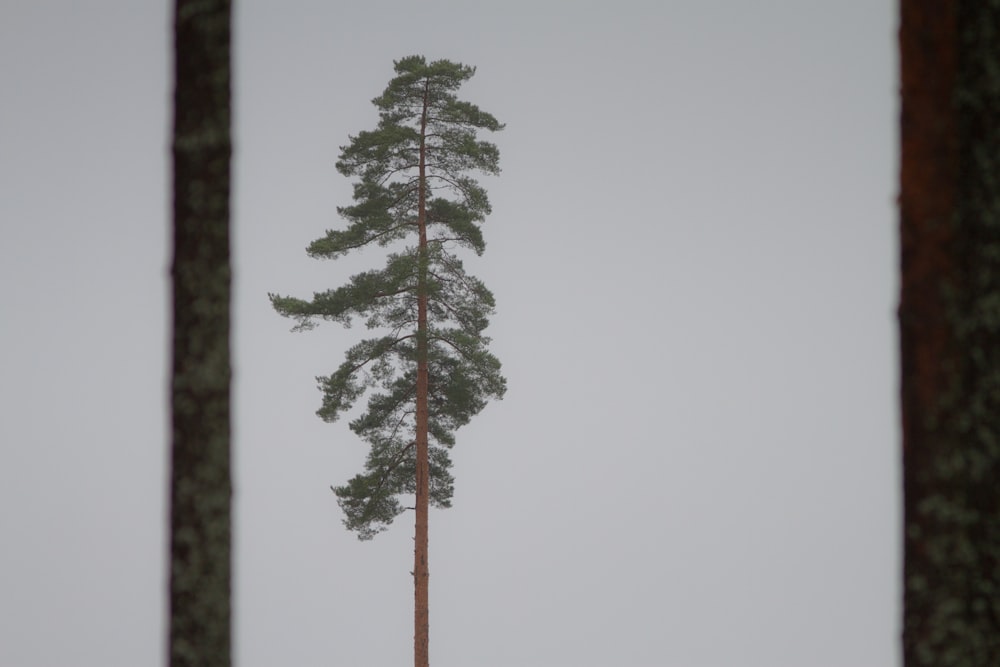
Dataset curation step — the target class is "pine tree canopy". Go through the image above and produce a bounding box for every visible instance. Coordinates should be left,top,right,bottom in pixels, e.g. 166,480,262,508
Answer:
269,55,506,540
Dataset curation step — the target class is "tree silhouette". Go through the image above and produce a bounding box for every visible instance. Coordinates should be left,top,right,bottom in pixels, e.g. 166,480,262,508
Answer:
271,56,505,667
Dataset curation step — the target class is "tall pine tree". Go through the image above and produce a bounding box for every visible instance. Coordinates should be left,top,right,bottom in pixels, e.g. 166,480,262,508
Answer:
270,55,505,667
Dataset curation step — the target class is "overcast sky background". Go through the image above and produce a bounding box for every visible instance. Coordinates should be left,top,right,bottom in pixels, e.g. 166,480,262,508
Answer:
1,2,897,666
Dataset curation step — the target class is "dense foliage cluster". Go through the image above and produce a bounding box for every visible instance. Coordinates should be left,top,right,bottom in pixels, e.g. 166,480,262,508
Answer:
270,56,505,539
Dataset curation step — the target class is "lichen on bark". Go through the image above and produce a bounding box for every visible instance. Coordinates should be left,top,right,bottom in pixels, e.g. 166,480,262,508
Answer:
168,1,233,666
900,2,1000,665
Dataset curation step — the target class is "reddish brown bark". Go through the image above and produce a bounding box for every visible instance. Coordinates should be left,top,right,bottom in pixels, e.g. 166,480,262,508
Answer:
414,80,431,667
898,2,957,433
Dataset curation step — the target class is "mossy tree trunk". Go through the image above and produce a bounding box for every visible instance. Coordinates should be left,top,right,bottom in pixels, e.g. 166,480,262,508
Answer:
169,1,233,666
899,2,1000,665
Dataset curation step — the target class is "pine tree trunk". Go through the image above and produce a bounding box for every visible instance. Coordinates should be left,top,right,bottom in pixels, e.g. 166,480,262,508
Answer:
413,82,431,667
899,2,1000,665
169,1,233,666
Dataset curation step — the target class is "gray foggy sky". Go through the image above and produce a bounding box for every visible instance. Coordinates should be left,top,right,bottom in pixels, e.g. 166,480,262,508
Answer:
0,2,897,666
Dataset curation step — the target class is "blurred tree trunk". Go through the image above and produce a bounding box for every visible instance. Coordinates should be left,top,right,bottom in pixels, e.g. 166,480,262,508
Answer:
899,2,1000,665
169,1,233,666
